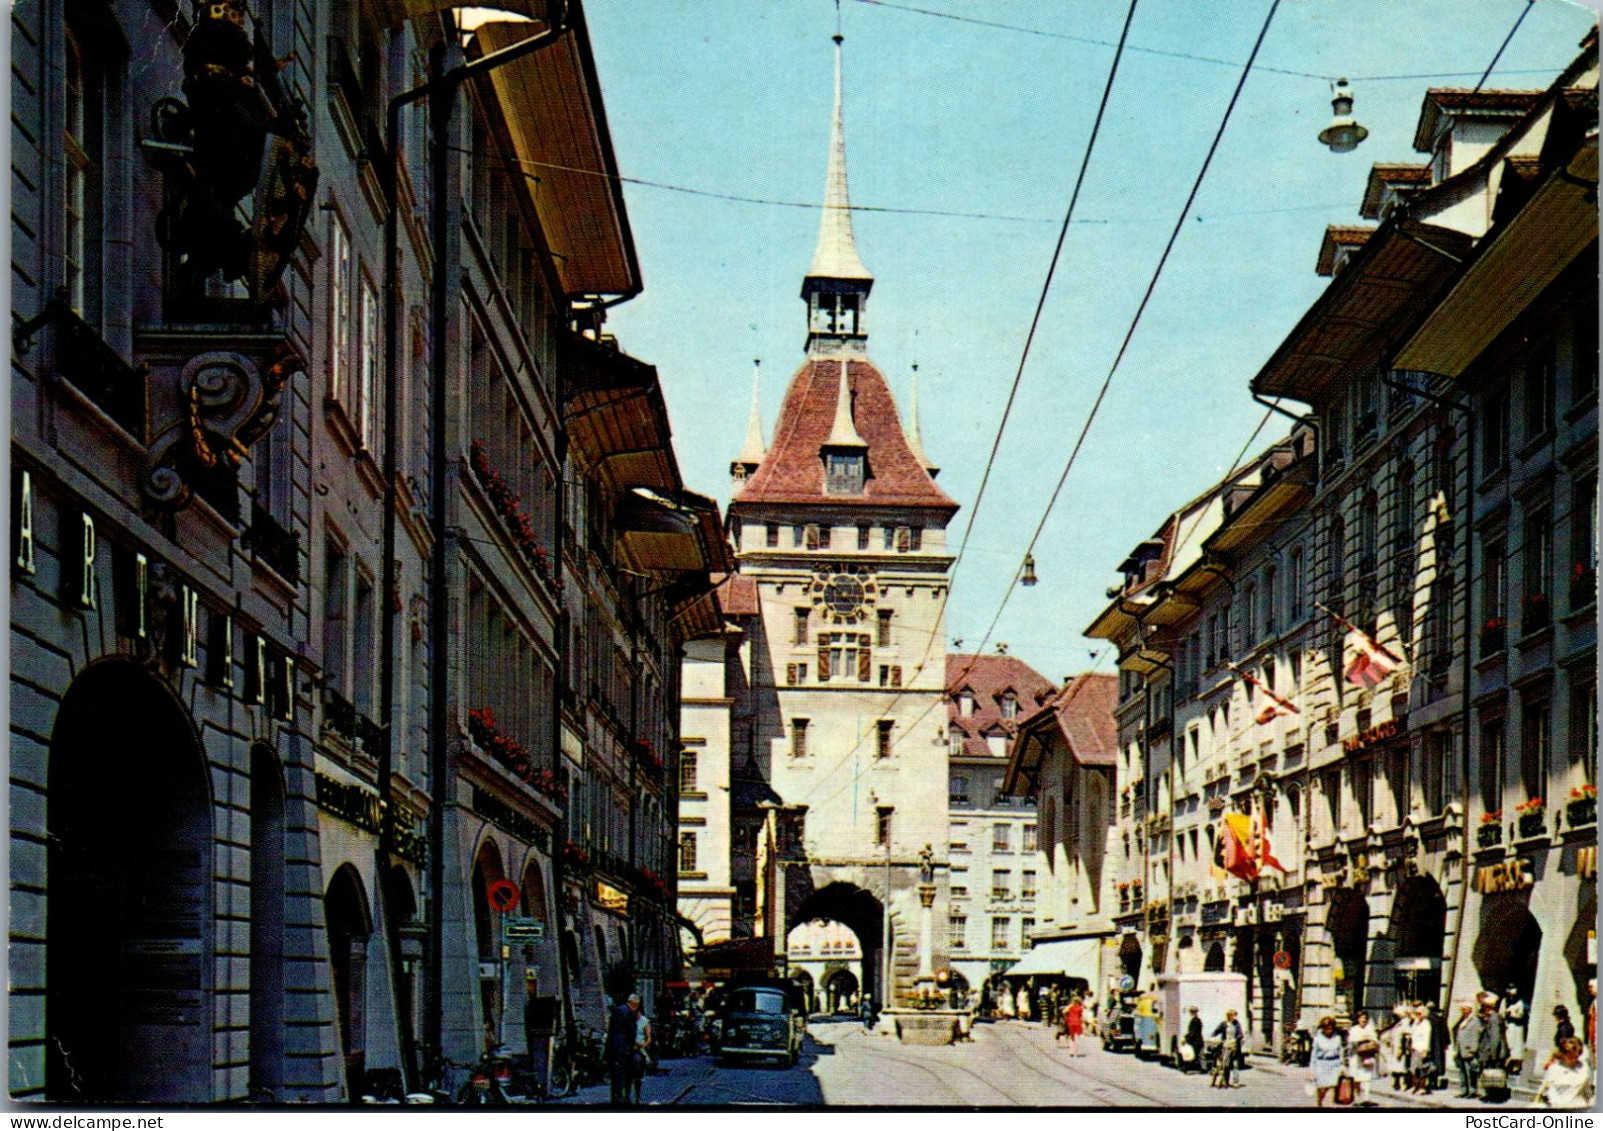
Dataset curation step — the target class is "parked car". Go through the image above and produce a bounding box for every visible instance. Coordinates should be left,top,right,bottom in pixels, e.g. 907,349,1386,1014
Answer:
1153,973,1248,1067
710,982,805,1067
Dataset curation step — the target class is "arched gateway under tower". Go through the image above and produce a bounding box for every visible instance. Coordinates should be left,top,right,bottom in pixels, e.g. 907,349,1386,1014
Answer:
720,31,959,1008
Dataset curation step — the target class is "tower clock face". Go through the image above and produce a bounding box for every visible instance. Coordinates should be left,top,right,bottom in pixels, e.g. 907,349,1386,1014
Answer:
809,566,877,624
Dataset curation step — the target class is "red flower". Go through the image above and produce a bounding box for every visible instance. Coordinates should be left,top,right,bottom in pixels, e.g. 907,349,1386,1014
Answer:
1480,810,1503,824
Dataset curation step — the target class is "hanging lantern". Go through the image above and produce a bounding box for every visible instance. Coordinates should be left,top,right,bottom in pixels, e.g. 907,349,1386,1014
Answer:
1318,78,1369,154
1020,553,1038,587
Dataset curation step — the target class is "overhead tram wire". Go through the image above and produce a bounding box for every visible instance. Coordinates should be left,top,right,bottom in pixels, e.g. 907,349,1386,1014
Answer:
852,0,1566,85
1475,0,1538,91
951,0,1141,586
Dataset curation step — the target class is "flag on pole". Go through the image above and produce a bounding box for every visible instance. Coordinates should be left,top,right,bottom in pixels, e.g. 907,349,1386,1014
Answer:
1227,660,1300,723
1315,602,1403,689
1343,630,1397,688
1219,813,1260,881
1258,800,1288,875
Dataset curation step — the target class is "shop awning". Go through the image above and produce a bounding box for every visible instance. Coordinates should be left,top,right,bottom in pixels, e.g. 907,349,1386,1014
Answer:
1003,937,1103,981
472,12,640,298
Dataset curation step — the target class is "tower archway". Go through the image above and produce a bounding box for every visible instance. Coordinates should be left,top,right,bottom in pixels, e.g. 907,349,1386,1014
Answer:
46,660,213,1102
789,883,885,1007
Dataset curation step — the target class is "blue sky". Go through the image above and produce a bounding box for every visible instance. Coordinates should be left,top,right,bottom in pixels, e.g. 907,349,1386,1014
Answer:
582,0,1597,684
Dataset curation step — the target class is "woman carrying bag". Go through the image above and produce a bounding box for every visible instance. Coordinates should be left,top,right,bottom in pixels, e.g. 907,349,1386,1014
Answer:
1312,1016,1347,1106
1347,1012,1381,1107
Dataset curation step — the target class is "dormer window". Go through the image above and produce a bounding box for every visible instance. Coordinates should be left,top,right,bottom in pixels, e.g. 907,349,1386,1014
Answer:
959,690,975,718
1000,692,1018,720
824,452,865,495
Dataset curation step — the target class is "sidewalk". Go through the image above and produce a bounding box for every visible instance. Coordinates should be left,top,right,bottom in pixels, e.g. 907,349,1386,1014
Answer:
1246,1054,1538,1111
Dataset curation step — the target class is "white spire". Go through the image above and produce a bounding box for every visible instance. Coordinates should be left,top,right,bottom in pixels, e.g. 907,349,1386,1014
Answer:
736,359,767,466
806,35,872,283
824,358,867,448
906,363,938,476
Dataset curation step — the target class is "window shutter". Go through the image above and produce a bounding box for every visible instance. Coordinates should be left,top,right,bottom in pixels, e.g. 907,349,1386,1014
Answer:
786,663,797,685
892,666,903,687
857,647,871,683
895,527,910,553
818,639,830,680
805,524,820,551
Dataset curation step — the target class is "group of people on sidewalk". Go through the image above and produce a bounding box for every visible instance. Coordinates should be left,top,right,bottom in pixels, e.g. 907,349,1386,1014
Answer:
1307,983,1595,1109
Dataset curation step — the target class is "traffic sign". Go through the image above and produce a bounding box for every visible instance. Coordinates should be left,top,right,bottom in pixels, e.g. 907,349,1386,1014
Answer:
487,879,520,912
1273,950,1292,971
504,917,546,943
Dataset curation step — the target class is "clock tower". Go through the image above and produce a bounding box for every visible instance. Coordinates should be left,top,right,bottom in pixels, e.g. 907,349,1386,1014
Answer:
722,32,958,1008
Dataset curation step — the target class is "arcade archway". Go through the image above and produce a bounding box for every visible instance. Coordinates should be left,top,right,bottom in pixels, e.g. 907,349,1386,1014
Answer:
326,864,373,1098
823,967,860,1013
789,883,884,1007
1392,875,1447,1006
46,660,213,1102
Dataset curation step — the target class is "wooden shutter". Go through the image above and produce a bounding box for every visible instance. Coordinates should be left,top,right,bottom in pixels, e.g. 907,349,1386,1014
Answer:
892,666,902,687
786,663,797,685
857,647,871,683
817,639,830,680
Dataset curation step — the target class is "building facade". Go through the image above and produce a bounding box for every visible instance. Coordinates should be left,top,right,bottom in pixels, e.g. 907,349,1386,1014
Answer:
10,0,723,1103
1083,41,1596,1072
944,653,1054,998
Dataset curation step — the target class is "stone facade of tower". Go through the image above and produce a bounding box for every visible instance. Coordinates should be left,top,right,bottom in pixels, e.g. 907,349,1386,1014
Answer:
707,36,960,1007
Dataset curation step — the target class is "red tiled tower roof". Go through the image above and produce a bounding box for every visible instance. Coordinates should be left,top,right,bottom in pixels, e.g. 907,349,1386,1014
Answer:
734,357,957,512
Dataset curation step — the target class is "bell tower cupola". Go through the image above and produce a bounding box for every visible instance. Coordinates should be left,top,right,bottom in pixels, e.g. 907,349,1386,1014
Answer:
802,33,873,357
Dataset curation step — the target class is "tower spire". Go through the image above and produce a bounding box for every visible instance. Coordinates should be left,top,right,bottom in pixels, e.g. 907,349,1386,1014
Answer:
807,34,871,283
732,359,767,484
801,29,873,354
906,363,939,478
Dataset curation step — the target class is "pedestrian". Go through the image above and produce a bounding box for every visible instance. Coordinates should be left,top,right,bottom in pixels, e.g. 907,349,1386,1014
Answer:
1310,1015,1345,1106
1553,1005,1576,1045
1452,1003,1483,1097
606,992,638,1105
1408,1004,1434,1094
1588,981,1596,1057
631,994,652,1104
1017,983,1031,1022
1428,1002,1451,1091
1476,993,1511,1097
1064,993,1086,1057
1386,1003,1412,1091
1184,1006,1205,1074
1503,984,1529,1076
1211,1009,1245,1089
1347,1012,1380,1106
1085,991,1100,1038
1537,1037,1595,1107
860,992,875,1031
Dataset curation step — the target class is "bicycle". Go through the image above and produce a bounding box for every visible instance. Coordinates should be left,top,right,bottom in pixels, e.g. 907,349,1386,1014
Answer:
548,1026,609,1098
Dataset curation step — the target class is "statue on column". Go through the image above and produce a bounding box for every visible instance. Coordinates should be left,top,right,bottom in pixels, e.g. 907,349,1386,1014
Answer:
918,843,935,885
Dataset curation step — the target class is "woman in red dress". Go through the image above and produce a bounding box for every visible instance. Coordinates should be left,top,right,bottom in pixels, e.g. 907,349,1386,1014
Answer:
1064,994,1086,1058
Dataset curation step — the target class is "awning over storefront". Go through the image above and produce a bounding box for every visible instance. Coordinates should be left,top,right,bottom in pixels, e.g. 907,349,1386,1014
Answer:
1003,937,1103,981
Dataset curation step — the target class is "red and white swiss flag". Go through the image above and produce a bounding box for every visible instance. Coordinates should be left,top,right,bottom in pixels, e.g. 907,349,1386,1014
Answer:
1343,629,1397,689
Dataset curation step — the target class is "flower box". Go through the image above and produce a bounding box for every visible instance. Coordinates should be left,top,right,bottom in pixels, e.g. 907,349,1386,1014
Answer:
469,441,554,584
1566,794,1597,829
1571,564,1597,612
1517,811,1546,839
1476,821,1504,848
1479,619,1506,656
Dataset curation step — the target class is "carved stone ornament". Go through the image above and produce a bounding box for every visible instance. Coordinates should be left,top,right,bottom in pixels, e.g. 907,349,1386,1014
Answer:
143,345,300,511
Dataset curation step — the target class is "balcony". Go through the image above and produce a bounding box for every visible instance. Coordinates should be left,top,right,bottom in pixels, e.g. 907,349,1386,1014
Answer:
246,501,301,585
323,687,382,757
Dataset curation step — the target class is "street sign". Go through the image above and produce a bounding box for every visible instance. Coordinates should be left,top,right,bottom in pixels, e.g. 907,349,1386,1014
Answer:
504,917,546,943
1273,950,1292,971
487,878,520,912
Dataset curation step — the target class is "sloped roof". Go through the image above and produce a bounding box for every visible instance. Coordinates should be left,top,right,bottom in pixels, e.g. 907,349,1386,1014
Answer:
715,573,760,618
945,653,1057,758
734,357,957,511
1414,88,1545,153
1038,673,1119,767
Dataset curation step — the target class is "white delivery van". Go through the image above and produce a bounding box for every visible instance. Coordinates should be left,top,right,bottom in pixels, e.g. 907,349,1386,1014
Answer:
1155,973,1248,1067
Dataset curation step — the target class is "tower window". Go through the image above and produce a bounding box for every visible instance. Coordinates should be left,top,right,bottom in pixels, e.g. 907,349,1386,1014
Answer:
858,524,871,550
791,718,809,759
876,806,893,847
877,609,893,646
766,523,779,548
825,453,865,495
876,720,894,759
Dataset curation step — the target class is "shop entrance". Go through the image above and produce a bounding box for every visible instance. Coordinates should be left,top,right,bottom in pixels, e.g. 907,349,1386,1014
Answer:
1326,889,1370,1019
46,660,213,1102
1392,875,1447,1007
326,864,373,1098
1473,896,1542,1011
